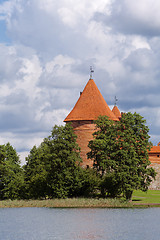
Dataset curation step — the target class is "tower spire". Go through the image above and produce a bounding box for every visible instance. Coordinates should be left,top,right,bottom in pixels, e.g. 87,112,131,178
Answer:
90,66,94,79
114,96,118,106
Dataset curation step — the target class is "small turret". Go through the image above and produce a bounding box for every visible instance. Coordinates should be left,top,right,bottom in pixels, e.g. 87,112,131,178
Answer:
112,105,121,120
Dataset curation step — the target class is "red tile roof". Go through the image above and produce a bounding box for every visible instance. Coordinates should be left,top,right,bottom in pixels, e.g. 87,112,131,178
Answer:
149,144,160,153
64,79,119,122
112,105,121,119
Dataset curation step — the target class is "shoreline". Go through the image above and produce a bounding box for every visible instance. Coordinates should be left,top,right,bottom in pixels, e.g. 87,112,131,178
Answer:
0,198,160,208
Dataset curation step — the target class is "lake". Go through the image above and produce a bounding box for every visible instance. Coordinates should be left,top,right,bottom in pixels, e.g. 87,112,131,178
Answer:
0,207,160,240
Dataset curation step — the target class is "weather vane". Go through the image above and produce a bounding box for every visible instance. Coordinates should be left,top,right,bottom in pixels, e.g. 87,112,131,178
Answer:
115,96,118,106
90,66,94,79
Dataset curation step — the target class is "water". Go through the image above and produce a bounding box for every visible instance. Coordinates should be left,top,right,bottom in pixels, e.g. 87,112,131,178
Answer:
0,207,160,240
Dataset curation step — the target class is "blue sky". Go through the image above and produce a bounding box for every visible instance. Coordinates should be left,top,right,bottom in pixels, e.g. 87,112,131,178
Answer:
0,0,160,164
0,20,10,43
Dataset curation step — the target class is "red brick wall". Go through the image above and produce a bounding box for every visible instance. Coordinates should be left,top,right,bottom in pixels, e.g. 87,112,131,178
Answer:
149,154,160,164
71,120,95,168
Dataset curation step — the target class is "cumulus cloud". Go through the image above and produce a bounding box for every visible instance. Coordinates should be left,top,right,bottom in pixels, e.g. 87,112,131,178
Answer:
94,0,160,36
0,0,160,163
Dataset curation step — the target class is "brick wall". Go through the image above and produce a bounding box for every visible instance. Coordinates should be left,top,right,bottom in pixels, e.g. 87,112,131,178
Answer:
71,120,95,168
149,154,160,164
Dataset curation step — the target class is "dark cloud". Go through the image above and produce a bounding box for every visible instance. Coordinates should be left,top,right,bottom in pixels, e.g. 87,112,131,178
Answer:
94,0,160,37
4,90,28,105
124,49,154,71
71,58,97,77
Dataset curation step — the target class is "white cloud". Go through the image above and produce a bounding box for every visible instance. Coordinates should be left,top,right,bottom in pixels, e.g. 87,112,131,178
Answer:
131,36,150,50
0,0,160,162
15,55,42,100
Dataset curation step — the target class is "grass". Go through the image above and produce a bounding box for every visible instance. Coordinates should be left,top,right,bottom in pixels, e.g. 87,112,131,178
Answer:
132,190,160,206
0,190,160,208
0,198,132,208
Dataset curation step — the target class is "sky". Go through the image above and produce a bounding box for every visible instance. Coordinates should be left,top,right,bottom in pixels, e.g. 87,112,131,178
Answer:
0,0,160,164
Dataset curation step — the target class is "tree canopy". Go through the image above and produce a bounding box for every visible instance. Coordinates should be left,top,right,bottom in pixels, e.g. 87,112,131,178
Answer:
0,143,24,199
0,114,156,201
88,113,156,200
24,123,99,199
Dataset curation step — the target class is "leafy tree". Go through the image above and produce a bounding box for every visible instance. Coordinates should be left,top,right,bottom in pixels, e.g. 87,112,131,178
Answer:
0,143,24,199
88,113,156,200
72,168,101,197
24,144,49,199
24,124,101,199
43,124,82,198
24,124,99,199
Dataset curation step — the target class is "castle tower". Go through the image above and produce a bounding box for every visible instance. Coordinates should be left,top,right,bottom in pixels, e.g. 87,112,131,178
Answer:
64,78,119,168
112,105,122,120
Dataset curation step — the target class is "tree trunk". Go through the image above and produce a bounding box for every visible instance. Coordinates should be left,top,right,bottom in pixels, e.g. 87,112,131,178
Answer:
125,190,133,201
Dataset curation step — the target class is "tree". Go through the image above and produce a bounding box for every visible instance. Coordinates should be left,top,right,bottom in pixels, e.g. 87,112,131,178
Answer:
88,113,156,200
43,123,82,198
25,124,100,199
24,144,50,199
24,124,99,199
0,143,24,199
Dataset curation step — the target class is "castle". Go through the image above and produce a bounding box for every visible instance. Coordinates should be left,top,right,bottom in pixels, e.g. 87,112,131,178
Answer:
64,77,160,187
64,77,119,167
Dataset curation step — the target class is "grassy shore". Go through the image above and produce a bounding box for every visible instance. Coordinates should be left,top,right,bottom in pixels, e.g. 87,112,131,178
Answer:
0,190,160,208
0,198,132,208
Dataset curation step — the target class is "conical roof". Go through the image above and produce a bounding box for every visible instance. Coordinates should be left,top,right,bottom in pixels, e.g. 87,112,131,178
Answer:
64,79,119,122
112,105,121,119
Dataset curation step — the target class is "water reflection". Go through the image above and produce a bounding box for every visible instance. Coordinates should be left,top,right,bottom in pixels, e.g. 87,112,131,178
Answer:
71,209,104,240
0,208,160,240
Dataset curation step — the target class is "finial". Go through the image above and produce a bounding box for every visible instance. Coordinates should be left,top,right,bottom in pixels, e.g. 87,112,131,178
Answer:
90,66,94,79
115,96,118,106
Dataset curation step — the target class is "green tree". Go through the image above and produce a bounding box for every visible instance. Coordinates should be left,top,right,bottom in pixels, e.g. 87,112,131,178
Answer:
74,168,101,197
25,124,99,199
24,144,49,199
88,113,156,200
0,143,24,199
25,124,100,199
43,123,82,198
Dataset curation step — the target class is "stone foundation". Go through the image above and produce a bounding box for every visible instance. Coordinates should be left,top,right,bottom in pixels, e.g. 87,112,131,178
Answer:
149,163,160,190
